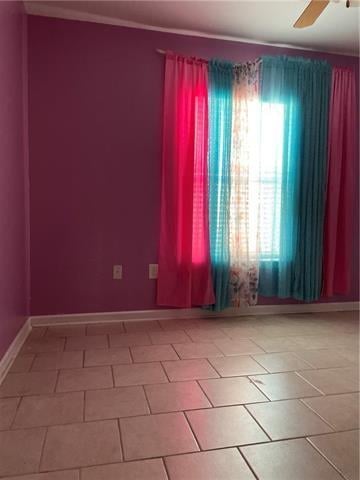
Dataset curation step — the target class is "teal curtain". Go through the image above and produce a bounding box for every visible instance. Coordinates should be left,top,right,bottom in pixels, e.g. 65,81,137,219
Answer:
207,60,233,310
259,56,331,301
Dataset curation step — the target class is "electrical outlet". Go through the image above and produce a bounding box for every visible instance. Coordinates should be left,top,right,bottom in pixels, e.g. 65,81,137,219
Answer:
149,263,158,279
113,265,122,280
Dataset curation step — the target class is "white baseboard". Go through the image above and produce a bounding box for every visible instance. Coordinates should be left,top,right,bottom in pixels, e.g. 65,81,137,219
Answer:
0,318,31,385
30,302,359,327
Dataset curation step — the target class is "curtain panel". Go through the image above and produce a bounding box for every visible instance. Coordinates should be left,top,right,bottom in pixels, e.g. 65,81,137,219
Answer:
322,67,356,296
208,60,234,311
157,53,214,307
259,56,331,302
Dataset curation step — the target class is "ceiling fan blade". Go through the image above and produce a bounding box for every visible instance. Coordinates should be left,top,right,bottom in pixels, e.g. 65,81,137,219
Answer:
294,0,330,28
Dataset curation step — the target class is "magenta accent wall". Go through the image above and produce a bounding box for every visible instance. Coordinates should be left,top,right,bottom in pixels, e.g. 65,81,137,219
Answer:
28,15,359,315
0,2,30,357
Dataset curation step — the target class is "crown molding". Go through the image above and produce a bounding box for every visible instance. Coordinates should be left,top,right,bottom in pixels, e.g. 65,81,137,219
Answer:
24,2,359,58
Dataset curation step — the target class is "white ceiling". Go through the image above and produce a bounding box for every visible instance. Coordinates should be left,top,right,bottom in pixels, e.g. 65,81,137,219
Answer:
25,1,360,55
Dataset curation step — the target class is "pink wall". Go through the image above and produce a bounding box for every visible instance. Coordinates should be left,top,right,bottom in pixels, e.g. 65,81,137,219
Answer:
28,15,359,315
0,2,30,357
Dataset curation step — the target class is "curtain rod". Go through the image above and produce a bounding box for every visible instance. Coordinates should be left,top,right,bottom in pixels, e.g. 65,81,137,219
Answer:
155,48,260,67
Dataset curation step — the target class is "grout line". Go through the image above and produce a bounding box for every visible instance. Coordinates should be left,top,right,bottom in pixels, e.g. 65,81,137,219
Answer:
117,418,125,463
37,425,49,473
141,384,153,415
238,447,260,480
242,404,272,441
305,437,350,480
161,457,171,480
294,371,326,395
195,379,215,408
182,410,202,452
8,396,23,430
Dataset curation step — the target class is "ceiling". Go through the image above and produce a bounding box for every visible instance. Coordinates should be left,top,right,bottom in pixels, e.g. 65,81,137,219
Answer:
25,1,360,55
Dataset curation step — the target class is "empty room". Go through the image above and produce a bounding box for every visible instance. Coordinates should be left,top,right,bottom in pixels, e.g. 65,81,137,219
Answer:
0,1,359,479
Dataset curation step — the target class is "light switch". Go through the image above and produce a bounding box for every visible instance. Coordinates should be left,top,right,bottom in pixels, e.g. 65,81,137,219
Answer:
113,265,122,280
149,263,158,279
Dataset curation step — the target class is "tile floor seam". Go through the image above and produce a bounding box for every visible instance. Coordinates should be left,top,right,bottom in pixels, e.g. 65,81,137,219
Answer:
242,404,272,442
237,447,261,480
294,370,329,395
160,457,171,480
246,376,272,401
141,384,154,415
116,418,125,463
37,425,49,474
159,361,171,383
305,436,350,480
195,379,215,408
182,411,203,452
297,398,339,431
7,396,22,430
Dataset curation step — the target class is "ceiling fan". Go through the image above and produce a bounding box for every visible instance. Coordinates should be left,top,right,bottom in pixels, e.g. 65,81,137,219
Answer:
294,0,359,28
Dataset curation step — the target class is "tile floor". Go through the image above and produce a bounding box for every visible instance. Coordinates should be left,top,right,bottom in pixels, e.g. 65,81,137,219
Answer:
0,311,358,479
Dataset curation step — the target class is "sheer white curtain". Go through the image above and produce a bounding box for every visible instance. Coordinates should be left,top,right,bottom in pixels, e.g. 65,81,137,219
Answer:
229,62,261,306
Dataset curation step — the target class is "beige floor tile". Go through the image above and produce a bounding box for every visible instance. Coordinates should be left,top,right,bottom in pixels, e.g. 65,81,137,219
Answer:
214,339,264,356
41,420,122,470
0,427,46,477
165,448,255,480
13,392,84,428
46,325,86,337
298,367,359,394
109,332,151,347
113,362,168,386
249,372,322,400
131,344,178,362
145,381,211,413
162,359,219,381
294,349,353,369
302,393,360,431
82,459,167,480
84,347,131,366
241,438,343,480
221,326,263,339
173,342,223,359
9,354,35,373
21,338,65,354
246,399,333,440
159,319,203,331
120,412,199,460
86,322,124,335
31,351,83,371
0,471,79,480
308,430,359,480
336,348,360,365
149,330,191,345
251,336,299,353
56,366,113,392
0,397,20,430
85,386,149,420
27,327,47,340
65,335,108,351
185,328,228,342
124,320,162,333
199,377,268,406
186,405,268,449
0,371,57,397
209,355,267,377
252,352,313,373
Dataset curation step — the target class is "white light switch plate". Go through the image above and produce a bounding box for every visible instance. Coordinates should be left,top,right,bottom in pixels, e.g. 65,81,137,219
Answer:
149,264,158,279
113,265,122,280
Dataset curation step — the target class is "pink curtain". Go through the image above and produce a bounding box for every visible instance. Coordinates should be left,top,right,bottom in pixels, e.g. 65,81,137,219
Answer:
157,53,214,307
323,67,356,296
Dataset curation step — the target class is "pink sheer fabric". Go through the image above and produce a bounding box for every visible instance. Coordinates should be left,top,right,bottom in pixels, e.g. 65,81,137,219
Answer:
323,67,356,296
157,53,215,307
